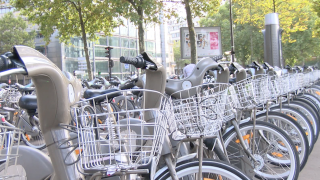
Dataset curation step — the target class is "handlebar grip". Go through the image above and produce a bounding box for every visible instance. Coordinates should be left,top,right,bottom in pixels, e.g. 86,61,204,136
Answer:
120,56,146,68
212,55,223,62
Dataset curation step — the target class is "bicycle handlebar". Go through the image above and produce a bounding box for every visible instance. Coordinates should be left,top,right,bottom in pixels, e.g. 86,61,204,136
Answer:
120,52,157,70
211,55,223,62
120,55,146,68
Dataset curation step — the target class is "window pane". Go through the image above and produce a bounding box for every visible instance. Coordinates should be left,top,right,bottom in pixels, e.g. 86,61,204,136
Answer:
129,23,137,37
129,49,137,57
146,41,154,51
97,37,107,46
129,39,137,48
120,25,128,36
146,28,154,40
95,47,106,57
109,37,119,47
121,38,129,48
122,49,130,56
96,61,109,74
111,48,120,58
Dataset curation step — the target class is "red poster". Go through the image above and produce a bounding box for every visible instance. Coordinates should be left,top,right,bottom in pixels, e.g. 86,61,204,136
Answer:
210,32,219,50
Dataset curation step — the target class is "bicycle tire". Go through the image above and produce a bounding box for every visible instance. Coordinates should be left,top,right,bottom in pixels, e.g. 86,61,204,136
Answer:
295,94,320,119
288,101,319,142
116,99,139,118
155,159,251,180
223,121,300,180
17,113,46,150
270,105,315,152
256,111,310,170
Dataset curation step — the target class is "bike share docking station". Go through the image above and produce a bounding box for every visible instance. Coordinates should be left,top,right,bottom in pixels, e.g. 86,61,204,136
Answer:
262,13,285,69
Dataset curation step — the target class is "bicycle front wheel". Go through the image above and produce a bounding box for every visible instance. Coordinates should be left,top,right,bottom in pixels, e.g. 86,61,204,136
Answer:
156,159,251,180
256,111,309,170
223,121,300,180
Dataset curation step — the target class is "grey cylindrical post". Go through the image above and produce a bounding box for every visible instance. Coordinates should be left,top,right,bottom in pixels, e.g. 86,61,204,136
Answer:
160,10,166,70
263,13,284,68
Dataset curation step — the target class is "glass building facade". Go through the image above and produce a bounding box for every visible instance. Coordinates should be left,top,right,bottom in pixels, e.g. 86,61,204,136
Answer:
62,20,174,79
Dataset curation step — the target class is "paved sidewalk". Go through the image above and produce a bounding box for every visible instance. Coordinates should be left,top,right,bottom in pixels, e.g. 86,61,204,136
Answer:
299,138,320,179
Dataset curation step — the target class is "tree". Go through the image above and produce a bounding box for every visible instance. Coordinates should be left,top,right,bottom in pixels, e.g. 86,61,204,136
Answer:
118,0,167,54
0,12,36,54
282,12,320,66
12,0,121,80
200,3,264,66
233,0,311,43
173,40,190,74
201,1,320,66
181,0,219,64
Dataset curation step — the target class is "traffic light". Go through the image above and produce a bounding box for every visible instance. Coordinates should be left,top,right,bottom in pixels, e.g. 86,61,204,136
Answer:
105,46,113,59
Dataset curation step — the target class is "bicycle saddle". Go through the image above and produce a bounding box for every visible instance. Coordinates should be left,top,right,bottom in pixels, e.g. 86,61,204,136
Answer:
109,81,120,86
19,95,37,110
90,84,102,89
15,83,35,93
83,88,122,103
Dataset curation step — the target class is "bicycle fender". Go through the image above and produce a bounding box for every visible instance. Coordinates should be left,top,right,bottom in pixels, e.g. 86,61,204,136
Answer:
4,146,53,180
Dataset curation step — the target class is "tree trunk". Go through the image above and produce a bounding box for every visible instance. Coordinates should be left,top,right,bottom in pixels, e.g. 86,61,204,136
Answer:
137,7,145,54
78,7,93,80
184,0,197,64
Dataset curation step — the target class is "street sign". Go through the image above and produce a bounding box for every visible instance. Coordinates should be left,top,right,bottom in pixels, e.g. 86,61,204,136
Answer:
180,27,222,59
124,64,130,69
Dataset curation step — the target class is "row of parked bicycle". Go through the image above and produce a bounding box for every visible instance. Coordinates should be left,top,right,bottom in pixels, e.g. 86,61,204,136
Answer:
0,46,319,180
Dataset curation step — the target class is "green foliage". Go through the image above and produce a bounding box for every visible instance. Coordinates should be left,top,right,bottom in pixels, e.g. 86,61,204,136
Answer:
173,40,190,73
11,0,122,80
187,0,220,17
234,0,311,43
118,0,165,53
200,3,264,66
201,1,320,67
11,0,120,43
0,12,36,54
120,0,163,25
282,13,320,66
173,40,181,62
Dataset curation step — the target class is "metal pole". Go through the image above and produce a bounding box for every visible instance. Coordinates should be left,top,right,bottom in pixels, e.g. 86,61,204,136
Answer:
93,42,96,78
160,10,167,69
229,0,235,62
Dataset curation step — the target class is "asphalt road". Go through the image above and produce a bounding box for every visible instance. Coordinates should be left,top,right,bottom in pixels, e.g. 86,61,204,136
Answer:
299,137,320,179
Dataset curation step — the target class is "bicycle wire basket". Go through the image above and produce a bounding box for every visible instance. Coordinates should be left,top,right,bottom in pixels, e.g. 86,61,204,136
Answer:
0,124,24,179
229,75,270,109
170,83,230,139
267,75,282,101
292,73,304,91
71,89,171,173
4,87,21,104
0,89,7,101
